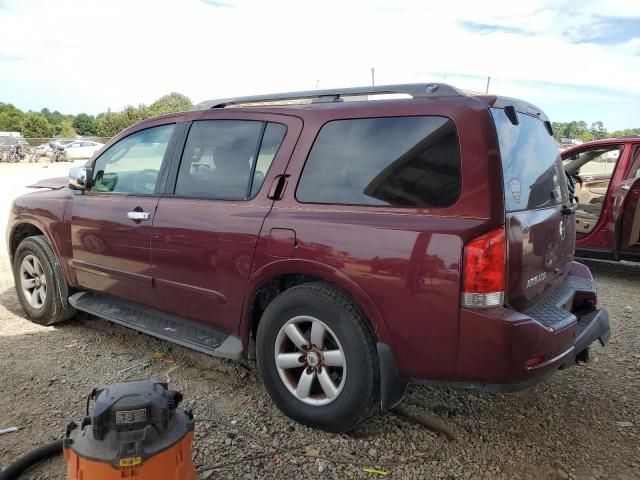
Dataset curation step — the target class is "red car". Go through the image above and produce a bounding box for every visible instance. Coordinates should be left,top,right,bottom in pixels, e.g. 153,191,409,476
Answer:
563,136,640,262
6,84,609,432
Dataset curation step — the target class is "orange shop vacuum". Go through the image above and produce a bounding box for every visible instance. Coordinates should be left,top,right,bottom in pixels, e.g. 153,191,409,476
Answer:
0,380,196,480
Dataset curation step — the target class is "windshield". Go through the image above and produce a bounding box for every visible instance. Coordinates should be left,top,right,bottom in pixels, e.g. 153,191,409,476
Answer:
492,108,568,212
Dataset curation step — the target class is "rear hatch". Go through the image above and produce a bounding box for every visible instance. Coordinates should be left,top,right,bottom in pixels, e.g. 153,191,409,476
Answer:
492,107,575,312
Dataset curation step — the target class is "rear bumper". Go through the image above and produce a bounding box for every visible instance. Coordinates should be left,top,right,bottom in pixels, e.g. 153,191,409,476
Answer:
433,261,610,389
564,307,610,363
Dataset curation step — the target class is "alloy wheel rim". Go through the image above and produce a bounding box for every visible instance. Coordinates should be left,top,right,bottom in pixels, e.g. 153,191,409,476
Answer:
274,316,347,406
20,255,47,309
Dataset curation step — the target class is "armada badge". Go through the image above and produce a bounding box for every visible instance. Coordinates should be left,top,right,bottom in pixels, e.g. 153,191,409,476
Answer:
526,272,547,289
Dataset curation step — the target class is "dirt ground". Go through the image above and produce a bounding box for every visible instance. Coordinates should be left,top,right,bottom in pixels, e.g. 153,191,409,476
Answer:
0,162,638,480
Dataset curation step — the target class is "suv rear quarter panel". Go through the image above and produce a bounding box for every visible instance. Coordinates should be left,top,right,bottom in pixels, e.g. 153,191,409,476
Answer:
249,97,505,380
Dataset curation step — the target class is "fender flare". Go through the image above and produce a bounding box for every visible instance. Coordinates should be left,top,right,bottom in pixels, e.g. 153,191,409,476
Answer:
9,217,71,307
240,258,394,348
241,259,406,409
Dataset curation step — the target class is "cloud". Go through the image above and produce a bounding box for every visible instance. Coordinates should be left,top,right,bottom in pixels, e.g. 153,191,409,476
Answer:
197,0,235,7
0,53,25,62
0,0,638,130
459,21,534,37
563,15,640,45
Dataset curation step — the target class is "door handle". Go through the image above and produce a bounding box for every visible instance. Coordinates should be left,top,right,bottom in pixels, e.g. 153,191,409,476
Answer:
127,211,151,221
267,174,289,200
561,204,577,215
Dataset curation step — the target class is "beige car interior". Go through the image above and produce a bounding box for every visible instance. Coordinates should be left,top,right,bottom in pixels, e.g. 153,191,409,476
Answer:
565,148,619,237
628,202,640,247
624,147,640,247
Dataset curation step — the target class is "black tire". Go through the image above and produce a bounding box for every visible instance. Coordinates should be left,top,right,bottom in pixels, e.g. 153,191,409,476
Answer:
256,282,379,432
12,236,76,326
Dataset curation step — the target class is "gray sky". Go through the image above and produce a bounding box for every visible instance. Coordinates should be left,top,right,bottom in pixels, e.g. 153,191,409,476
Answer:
0,0,638,130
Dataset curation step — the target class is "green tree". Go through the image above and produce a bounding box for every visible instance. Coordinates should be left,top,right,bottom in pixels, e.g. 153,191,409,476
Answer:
40,109,68,133
122,104,149,125
58,119,77,137
611,128,640,138
148,92,192,116
0,103,24,132
580,131,593,143
589,121,608,140
96,111,129,137
551,121,567,141
21,112,53,138
72,113,97,136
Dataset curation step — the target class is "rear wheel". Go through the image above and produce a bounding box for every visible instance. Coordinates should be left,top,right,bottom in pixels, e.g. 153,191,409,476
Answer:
256,282,379,432
12,236,76,325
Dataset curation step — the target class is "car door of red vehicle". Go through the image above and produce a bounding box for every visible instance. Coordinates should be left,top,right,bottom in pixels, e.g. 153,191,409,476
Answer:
69,122,179,305
563,143,627,256
619,144,640,261
150,111,302,334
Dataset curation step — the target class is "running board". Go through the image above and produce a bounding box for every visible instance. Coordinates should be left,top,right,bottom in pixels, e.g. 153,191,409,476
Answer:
68,291,243,360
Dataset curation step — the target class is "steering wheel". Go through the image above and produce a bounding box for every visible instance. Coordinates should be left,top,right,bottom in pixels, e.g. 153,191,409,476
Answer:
132,169,159,194
565,171,576,197
565,170,584,203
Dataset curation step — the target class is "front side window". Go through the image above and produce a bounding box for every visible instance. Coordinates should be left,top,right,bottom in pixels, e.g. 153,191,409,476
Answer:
174,120,285,200
90,124,175,195
297,116,461,207
563,146,621,177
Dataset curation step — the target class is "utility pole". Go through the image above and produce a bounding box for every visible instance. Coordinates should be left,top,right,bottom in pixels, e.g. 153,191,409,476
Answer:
371,67,375,86
485,76,491,94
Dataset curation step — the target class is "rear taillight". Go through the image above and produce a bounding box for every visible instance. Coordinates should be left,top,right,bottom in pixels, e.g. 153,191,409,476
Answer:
461,226,505,308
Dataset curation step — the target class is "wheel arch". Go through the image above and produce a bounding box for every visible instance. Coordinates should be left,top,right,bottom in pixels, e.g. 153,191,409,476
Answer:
9,219,73,290
240,259,393,353
9,220,48,261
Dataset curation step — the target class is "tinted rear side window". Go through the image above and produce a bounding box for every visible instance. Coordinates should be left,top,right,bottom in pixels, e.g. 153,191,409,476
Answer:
492,108,568,212
174,120,286,200
297,116,461,207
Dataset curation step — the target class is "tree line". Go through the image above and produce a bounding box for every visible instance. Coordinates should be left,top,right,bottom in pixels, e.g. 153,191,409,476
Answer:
551,120,638,143
0,92,192,139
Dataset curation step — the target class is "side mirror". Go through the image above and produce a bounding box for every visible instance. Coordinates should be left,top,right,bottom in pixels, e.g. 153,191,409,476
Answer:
69,165,92,190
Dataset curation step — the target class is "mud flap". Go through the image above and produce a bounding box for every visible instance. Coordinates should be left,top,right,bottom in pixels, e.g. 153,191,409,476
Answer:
377,343,408,410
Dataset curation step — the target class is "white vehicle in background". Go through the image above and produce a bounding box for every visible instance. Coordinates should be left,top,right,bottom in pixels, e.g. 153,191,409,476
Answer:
63,140,104,159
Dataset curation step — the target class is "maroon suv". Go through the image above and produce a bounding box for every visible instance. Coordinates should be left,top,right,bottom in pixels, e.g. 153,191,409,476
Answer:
7,84,610,432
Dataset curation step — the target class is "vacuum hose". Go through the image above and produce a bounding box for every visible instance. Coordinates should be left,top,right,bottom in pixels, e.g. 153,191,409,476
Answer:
0,440,63,480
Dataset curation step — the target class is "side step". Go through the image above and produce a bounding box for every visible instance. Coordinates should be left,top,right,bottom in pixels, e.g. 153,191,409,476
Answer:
68,291,243,360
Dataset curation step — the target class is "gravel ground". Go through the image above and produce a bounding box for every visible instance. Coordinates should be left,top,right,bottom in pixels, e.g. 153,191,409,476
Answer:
0,163,639,480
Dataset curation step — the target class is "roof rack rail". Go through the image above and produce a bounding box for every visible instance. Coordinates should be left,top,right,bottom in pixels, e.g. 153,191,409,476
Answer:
192,83,464,110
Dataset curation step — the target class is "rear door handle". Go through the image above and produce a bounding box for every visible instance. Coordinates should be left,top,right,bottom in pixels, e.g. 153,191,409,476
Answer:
267,174,289,200
127,211,151,221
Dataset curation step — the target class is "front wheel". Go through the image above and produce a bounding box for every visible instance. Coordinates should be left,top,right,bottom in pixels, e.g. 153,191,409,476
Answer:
256,282,379,432
12,236,76,325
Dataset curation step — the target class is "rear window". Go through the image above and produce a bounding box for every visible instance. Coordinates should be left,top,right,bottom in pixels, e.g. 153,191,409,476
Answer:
297,116,461,208
492,108,568,212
